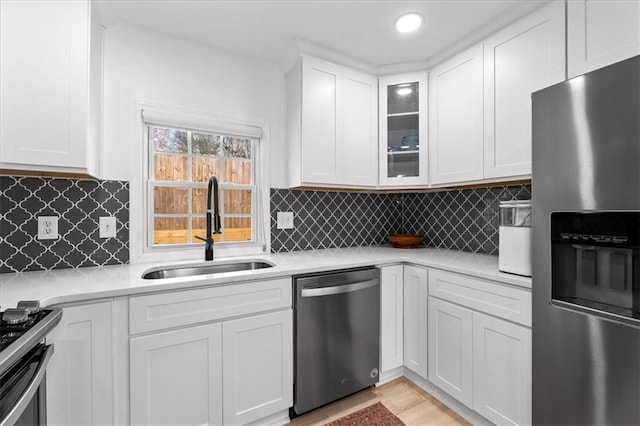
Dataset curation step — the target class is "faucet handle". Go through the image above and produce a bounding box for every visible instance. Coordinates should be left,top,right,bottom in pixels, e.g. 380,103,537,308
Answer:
194,235,207,242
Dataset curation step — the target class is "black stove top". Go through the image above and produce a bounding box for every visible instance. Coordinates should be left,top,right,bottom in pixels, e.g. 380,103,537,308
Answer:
0,309,54,352
0,302,62,377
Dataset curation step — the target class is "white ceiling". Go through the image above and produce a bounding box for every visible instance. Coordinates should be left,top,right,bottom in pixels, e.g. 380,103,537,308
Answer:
94,0,549,71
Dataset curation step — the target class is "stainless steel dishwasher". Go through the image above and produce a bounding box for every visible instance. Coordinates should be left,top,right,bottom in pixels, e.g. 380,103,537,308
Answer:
292,267,380,416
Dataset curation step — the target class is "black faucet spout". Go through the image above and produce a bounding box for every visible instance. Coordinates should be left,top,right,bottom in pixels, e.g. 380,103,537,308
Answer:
198,176,222,261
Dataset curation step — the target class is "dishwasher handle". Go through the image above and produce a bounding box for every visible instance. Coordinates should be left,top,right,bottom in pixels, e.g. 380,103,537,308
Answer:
300,279,378,297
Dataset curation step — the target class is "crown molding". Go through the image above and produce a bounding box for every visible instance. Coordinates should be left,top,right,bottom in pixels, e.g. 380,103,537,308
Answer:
279,37,379,75
285,0,554,77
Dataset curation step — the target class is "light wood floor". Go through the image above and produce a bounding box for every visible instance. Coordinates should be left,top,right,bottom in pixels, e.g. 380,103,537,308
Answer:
287,377,468,426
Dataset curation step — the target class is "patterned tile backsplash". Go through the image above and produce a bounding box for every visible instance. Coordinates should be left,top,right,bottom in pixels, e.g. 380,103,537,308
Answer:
270,189,402,252
1,174,527,274
270,184,531,255
0,176,129,273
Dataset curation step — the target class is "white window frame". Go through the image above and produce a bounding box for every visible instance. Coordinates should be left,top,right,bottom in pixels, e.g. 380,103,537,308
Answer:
131,102,270,263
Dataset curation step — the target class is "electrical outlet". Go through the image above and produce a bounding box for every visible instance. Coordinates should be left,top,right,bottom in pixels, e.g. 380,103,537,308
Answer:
37,216,59,240
99,216,117,238
277,212,294,230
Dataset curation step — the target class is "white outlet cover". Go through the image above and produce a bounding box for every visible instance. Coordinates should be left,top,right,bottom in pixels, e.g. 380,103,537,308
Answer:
99,216,117,238
37,216,59,240
277,212,294,230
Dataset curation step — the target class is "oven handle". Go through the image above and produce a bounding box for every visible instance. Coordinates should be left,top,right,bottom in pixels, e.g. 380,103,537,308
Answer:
0,344,54,426
301,279,378,297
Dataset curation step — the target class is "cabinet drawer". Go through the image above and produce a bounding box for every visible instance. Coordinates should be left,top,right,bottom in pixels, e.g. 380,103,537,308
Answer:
428,270,531,326
129,278,292,334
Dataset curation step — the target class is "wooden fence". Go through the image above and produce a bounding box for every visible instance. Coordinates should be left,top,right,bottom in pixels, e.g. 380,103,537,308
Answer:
153,153,253,245
154,154,251,184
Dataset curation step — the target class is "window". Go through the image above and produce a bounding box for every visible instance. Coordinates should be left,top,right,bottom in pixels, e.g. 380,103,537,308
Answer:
146,124,258,248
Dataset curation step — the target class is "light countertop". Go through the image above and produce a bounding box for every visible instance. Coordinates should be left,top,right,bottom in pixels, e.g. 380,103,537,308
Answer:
0,247,531,308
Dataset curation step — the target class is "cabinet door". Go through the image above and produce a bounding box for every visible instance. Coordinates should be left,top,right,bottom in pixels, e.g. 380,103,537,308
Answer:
46,301,114,425
429,44,484,185
380,265,404,373
379,73,429,187
130,323,223,426
428,297,473,408
223,310,293,425
343,69,378,186
568,0,640,78
484,1,565,178
301,56,343,185
403,265,428,377
473,312,532,425
0,0,89,170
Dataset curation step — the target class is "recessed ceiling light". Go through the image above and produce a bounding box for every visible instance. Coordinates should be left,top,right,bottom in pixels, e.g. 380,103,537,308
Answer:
395,12,424,33
397,87,413,95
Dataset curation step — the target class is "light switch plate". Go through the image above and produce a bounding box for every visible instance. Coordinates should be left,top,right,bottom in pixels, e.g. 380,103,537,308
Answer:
277,212,294,229
99,216,117,238
37,216,59,240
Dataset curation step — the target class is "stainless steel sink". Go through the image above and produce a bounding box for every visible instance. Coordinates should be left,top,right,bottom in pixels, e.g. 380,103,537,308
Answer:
142,260,274,279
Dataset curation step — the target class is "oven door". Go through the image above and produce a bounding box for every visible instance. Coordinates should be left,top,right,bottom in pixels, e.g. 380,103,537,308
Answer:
0,344,54,426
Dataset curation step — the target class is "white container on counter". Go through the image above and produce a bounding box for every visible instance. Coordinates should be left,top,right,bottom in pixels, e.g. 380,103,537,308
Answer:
499,200,532,277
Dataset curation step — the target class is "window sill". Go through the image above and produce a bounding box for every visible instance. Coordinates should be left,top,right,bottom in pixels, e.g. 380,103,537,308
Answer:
135,242,268,264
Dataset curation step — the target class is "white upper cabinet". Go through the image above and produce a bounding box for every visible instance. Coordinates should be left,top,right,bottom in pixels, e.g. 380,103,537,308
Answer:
343,68,379,186
0,0,103,176
567,0,640,78
483,0,565,179
429,44,484,185
286,55,377,188
300,57,343,185
379,73,429,187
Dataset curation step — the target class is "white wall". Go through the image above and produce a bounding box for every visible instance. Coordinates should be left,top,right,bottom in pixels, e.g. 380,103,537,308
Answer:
102,24,286,262
102,23,286,187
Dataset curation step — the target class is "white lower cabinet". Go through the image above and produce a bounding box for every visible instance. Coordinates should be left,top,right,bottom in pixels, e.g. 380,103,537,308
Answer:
427,297,473,408
473,311,531,426
46,301,114,425
380,265,404,374
44,266,532,426
222,310,293,425
427,290,532,425
129,323,223,426
129,305,292,426
402,265,428,378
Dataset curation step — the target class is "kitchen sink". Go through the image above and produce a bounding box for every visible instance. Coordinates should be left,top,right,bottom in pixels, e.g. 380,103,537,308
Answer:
142,260,275,279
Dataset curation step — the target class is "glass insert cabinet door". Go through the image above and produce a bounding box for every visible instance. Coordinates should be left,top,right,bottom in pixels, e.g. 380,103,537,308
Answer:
379,73,429,186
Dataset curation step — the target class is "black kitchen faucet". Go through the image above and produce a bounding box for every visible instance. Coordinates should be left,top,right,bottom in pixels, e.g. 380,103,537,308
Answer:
195,176,222,260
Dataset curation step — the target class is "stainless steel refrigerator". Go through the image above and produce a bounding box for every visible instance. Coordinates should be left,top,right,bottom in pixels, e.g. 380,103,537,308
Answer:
532,55,640,425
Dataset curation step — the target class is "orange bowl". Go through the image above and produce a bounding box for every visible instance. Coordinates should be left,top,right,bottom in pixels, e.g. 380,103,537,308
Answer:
387,234,424,249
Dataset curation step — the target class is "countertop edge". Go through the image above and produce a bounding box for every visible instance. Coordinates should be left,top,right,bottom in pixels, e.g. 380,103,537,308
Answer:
0,248,531,308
